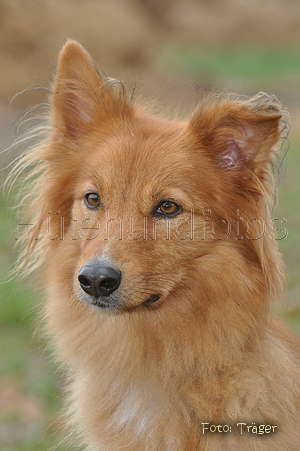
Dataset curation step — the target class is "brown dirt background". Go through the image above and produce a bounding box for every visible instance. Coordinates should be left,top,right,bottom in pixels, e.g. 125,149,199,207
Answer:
0,0,300,127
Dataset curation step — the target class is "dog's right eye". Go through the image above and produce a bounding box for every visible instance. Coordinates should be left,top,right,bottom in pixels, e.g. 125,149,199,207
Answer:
84,193,100,209
154,199,182,217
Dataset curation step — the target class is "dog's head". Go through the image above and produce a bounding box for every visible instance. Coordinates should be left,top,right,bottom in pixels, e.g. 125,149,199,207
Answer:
16,41,287,318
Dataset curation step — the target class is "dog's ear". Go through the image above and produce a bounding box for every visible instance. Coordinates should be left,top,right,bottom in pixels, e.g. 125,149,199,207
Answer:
189,94,284,184
52,40,130,139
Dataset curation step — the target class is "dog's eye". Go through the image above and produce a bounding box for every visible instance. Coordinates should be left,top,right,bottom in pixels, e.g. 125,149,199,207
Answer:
84,193,100,209
155,200,182,217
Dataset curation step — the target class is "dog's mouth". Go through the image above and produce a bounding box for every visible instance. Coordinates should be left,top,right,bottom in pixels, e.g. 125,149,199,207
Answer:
86,293,162,312
143,293,162,308
90,298,116,310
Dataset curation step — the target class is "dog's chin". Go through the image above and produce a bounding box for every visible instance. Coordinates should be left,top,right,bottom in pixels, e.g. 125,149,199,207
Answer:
79,291,163,313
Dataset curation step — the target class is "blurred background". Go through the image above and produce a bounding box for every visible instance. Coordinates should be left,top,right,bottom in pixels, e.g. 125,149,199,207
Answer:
0,0,300,449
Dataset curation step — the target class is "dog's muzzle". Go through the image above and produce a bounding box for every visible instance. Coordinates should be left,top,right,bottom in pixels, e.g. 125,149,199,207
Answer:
78,259,162,310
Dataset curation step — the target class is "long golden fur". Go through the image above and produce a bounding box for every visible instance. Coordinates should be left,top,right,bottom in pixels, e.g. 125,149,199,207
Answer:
8,41,300,450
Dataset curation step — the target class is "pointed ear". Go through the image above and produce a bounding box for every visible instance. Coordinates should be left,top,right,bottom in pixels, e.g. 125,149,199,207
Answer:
189,93,284,177
52,40,130,139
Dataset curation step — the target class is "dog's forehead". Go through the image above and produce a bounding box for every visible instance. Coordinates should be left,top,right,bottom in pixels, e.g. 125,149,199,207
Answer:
92,115,191,172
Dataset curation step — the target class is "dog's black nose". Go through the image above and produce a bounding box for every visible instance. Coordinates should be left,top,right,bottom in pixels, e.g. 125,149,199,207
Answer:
78,262,122,297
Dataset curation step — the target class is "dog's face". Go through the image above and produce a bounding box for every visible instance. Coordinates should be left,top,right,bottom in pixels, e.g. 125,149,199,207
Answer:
32,41,284,316
64,115,218,312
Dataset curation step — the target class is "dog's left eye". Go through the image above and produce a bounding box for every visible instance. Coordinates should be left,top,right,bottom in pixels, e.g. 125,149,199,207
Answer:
84,193,100,209
155,200,182,217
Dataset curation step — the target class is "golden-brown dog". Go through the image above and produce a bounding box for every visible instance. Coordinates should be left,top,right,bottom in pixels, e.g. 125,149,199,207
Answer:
10,41,300,450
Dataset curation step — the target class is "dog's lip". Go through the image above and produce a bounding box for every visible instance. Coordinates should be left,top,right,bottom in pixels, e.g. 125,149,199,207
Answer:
85,293,163,311
143,293,162,308
83,294,118,310
91,299,112,309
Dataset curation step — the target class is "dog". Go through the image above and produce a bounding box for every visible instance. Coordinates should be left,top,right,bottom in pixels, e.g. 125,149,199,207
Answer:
9,40,300,450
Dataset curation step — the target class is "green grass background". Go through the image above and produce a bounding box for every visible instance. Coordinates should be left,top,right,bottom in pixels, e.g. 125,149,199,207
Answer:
1,47,300,450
